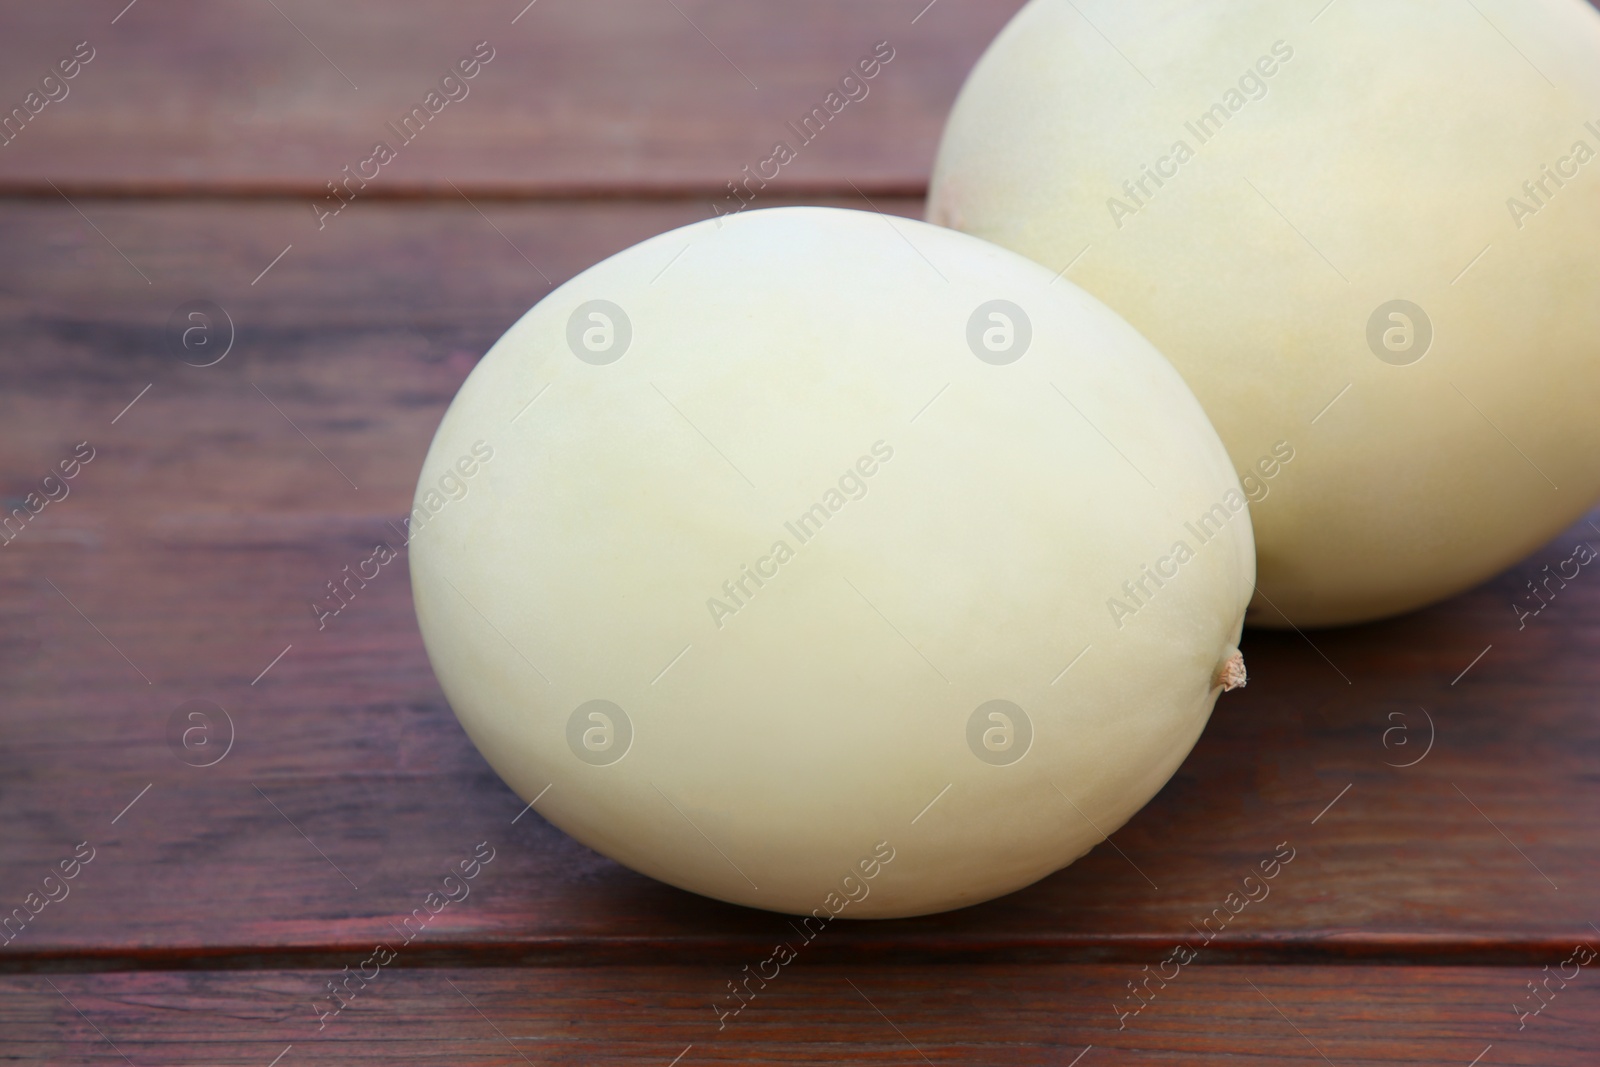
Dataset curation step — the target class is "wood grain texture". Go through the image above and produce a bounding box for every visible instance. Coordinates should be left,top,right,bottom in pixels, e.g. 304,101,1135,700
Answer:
3,964,1597,1065
0,0,1025,196
2,200,1597,974
5,3,1600,1057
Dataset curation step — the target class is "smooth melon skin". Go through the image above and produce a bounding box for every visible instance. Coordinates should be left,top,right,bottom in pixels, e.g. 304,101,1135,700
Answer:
928,0,1600,628
410,206,1253,918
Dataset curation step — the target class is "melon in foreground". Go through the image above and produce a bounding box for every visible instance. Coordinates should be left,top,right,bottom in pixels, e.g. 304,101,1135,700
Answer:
410,206,1253,917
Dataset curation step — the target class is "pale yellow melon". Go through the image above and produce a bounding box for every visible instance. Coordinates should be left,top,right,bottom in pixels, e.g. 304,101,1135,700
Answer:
411,206,1253,917
930,0,1600,626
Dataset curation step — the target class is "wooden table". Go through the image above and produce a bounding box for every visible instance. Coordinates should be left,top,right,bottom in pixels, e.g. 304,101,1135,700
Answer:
3,2,1598,1062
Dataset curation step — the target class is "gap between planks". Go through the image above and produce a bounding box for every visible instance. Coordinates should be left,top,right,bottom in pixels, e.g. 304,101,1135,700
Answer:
1,933,1590,976
0,178,929,202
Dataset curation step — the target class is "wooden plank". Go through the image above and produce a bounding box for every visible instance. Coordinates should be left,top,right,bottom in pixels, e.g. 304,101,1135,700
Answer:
3,964,1596,1064
2,199,1599,968
0,0,1026,196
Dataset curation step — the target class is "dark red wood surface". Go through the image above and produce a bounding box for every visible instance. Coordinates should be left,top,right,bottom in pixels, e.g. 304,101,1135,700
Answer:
5,965,1598,1065
0,0,1021,197
3,1,1600,1063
